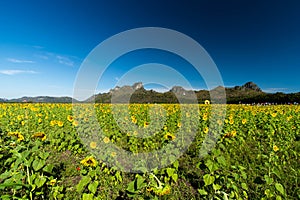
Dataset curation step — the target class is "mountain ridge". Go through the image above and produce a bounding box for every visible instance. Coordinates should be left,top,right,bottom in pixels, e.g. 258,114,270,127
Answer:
1,82,299,104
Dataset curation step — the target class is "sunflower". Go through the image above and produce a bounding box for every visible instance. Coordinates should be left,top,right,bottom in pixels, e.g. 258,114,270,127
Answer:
273,145,279,152
242,119,247,125
38,118,42,123
153,184,171,196
80,156,97,167
203,127,209,134
217,119,223,126
271,113,277,118
131,116,137,124
57,121,64,127
223,130,236,138
223,133,231,138
103,137,110,144
8,131,24,142
202,114,208,121
90,141,97,149
50,120,56,126
231,130,237,137
177,122,181,128
204,100,210,105
72,120,79,127
67,115,74,122
49,179,57,186
164,132,176,141
144,121,149,128
32,132,47,141
111,152,117,157
287,116,293,121
17,134,24,142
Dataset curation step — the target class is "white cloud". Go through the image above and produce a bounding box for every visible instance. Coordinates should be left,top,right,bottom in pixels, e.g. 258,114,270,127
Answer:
56,55,74,67
263,88,290,93
0,70,38,75
7,58,35,64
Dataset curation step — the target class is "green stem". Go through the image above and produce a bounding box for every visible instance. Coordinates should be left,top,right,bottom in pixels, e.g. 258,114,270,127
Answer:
150,173,163,189
26,166,33,200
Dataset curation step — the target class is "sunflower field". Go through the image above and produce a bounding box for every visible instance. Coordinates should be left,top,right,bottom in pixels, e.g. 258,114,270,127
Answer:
0,103,299,199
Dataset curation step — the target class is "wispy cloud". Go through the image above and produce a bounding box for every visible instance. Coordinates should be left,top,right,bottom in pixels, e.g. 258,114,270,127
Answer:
263,88,290,93
56,55,74,67
34,54,49,60
0,70,38,75
7,58,35,64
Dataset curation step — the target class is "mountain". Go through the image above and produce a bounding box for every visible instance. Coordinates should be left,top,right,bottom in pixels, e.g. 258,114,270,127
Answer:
0,98,8,102
91,82,299,104
6,96,78,103
233,82,262,92
1,82,299,104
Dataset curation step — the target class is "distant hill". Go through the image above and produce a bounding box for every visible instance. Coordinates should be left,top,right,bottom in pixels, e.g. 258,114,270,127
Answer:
0,98,8,103
91,81,300,104
3,96,78,103
1,82,299,104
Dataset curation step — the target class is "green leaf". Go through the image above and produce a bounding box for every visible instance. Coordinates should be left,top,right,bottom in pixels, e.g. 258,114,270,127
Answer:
166,168,175,177
30,174,37,182
34,176,47,188
203,174,215,186
82,193,94,200
0,182,29,190
272,169,281,179
136,174,145,190
172,174,178,182
173,160,179,170
115,171,122,182
88,181,98,194
13,158,23,170
1,195,11,200
205,159,218,172
88,170,96,178
136,167,147,174
0,171,11,180
43,164,54,174
39,152,49,160
276,195,282,200
126,180,136,193
198,189,208,195
241,171,247,179
76,176,91,193
275,183,285,195
264,175,273,185
24,156,34,167
265,189,273,197
213,183,222,191
216,156,226,166
32,159,45,171
241,183,248,191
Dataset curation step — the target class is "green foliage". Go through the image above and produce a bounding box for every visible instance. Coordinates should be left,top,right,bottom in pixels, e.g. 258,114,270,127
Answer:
0,103,299,199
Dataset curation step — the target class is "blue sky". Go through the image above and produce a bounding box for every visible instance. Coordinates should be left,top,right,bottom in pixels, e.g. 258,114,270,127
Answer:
0,0,300,99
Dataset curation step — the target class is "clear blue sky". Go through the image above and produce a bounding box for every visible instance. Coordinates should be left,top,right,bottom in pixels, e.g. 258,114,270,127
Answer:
0,0,299,99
